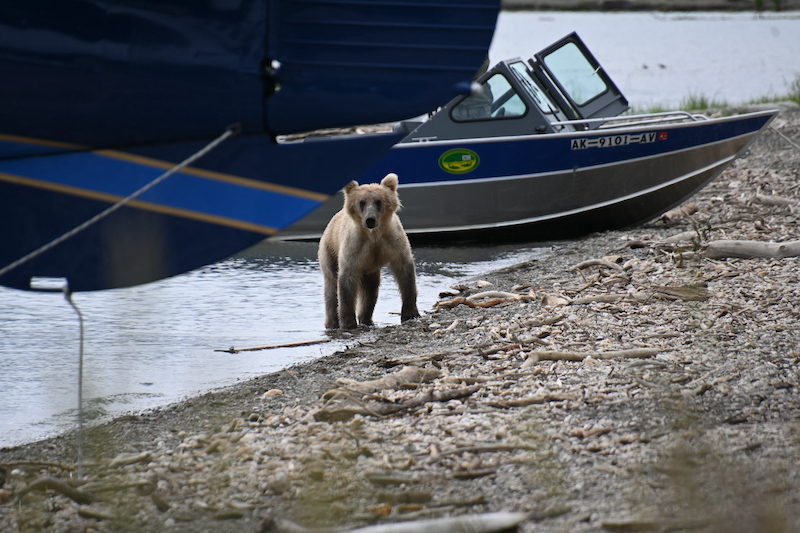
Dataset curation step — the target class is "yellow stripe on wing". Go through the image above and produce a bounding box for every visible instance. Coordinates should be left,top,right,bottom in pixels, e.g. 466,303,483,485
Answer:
0,132,330,203
0,171,278,236
97,149,330,202
0,133,87,151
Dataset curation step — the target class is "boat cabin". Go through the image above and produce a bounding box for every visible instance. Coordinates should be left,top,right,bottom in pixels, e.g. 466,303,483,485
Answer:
399,32,629,142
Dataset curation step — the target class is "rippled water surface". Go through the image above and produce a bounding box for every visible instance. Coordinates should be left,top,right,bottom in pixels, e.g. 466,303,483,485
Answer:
3,11,799,448
0,240,552,447
490,11,800,108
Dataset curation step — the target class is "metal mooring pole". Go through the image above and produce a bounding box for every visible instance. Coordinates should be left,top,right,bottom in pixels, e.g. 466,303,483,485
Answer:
63,285,85,479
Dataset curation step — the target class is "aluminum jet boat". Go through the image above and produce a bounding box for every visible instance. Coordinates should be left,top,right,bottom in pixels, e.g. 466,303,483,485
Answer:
0,0,501,291
279,32,778,243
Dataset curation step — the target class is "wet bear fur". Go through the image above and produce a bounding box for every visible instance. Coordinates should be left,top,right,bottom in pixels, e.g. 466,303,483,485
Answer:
318,173,419,329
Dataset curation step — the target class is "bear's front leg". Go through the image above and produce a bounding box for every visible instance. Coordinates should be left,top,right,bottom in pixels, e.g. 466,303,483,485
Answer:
337,271,359,329
357,271,381,326
322,266,340,329
391,258,419,322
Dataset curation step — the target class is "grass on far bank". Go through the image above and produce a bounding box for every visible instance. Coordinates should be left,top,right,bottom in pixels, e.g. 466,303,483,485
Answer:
631,75,800,113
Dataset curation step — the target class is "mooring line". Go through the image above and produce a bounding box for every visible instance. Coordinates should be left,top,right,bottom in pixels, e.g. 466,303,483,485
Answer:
0,125,239,281
0,125,239,477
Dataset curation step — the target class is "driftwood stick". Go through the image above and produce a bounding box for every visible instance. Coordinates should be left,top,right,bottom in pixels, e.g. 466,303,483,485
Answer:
326,366,441,398
523,348,660,366
469,344,521,358
346,512,530,533
569,294,628,305
0,461,76,472
385,348,474,366
391,385,482,413
427,443,537,457
435,296,478,310
652,285,710,302
473,297,511,308
107,451,152,468
602,517,709,532
436,292,534,311
662,230,699,244
521,314,566,328
705,239,800,259
569,273,600,294
754,187,796,207
528,350,587,362
443,319,461,332
571,259,623,271
467,291,520,300
771,123,800,151
595,348,662,360
323,391,388,419
660,202,698,223
215,338,330,353
17,477,97,505
314,385,482,422
488,392,581,408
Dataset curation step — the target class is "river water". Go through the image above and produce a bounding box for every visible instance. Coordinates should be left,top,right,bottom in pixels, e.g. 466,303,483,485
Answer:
2,11,799,448
0,240,551,447
490,10,800,108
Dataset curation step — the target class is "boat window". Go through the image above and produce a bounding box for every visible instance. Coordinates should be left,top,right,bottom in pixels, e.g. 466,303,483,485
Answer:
542,42,607,106
509,62,560,116
451,74,526,121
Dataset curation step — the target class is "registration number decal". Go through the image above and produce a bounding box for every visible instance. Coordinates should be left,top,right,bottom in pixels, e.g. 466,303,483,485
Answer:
570,131,664,150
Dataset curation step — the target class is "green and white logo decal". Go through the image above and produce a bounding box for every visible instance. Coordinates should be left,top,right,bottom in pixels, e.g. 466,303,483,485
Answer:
438,148,480,174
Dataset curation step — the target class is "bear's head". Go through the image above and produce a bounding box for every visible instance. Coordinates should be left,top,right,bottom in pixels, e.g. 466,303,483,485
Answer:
343,173,400,231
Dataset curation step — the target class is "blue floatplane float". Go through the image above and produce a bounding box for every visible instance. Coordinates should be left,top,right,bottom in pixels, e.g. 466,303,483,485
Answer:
279,32,778,243
0,0,501,291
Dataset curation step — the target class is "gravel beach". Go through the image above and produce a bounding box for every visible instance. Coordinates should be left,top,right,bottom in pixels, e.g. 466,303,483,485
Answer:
2,104,799,533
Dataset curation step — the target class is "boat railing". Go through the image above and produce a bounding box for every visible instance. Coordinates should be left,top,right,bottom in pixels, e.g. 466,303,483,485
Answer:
551,111,709,130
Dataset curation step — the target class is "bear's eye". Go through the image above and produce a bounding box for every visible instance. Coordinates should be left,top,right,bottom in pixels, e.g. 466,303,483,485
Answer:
359,200,366,211
375,200,382,210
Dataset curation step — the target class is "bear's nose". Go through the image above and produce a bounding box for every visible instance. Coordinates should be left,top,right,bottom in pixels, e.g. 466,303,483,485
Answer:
365,217,377,229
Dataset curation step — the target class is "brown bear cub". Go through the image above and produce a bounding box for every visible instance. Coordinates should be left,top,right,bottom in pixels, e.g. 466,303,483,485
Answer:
319,173,419,329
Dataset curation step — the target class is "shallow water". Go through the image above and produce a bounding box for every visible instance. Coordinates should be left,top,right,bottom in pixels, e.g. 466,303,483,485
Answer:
0,239,552,447
3,11,800,448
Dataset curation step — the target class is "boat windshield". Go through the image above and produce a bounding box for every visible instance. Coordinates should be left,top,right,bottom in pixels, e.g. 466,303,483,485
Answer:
509,62,560,116
542,42,607,106
451,74,527,121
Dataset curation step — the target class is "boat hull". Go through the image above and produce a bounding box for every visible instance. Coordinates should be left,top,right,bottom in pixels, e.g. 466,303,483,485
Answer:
0,0,502,291
278,110,777,243
0,131,404,291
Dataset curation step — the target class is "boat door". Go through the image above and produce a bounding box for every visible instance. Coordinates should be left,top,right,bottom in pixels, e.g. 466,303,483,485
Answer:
530,32,628,123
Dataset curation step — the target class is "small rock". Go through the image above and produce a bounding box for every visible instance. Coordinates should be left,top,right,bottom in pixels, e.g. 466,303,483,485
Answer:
267,472,290,495
151,493,170,512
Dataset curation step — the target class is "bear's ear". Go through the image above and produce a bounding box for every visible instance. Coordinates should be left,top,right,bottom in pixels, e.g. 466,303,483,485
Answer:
380,173,398,192
343,181,359,196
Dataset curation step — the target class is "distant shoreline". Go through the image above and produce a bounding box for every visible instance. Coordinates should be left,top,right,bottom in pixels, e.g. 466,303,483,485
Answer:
501,0,800,11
